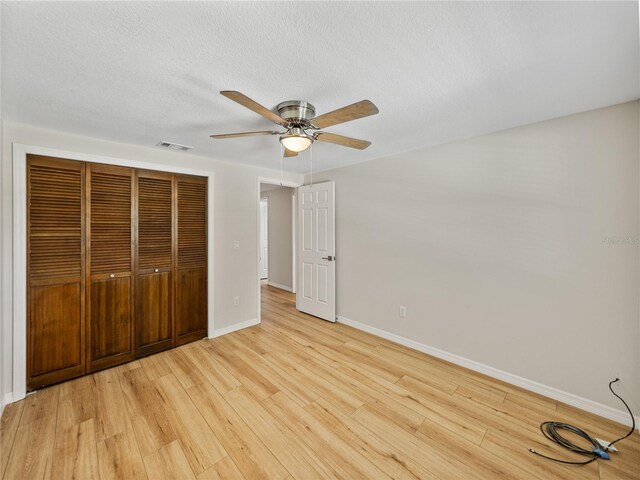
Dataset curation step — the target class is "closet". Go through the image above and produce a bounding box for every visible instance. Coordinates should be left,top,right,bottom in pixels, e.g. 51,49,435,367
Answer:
27,155,208,389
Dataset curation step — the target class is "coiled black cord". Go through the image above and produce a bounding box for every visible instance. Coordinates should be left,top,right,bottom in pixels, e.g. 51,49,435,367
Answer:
529,379,635,465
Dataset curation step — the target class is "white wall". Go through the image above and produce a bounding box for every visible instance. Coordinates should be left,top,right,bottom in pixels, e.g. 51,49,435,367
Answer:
0,122,303,403
260,186,294,290
312,101,640,415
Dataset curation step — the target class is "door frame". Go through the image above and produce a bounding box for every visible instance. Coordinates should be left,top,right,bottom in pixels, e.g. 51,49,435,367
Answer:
12,143,215,402
259,197,269,280
256,177,302,324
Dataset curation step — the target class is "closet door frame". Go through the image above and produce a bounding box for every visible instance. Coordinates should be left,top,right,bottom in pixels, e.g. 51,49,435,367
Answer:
12,143,215,402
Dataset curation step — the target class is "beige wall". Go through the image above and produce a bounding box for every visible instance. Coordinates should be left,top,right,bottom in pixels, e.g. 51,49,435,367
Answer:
261,186,294,290
312,101,640,412
0,122,303,400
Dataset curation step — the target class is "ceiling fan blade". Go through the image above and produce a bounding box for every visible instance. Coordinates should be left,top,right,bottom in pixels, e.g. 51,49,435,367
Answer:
311,100,379,129
315,132,371,150
220,91,287,126
284,148,298,157
209,130,280,139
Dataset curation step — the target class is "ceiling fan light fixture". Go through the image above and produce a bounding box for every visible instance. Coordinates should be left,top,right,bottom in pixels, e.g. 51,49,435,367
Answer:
280,128,313,153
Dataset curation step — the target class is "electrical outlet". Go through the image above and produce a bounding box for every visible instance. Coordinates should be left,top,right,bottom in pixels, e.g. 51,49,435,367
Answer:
233,240,240,250
233,296,239,306
399,305,407,318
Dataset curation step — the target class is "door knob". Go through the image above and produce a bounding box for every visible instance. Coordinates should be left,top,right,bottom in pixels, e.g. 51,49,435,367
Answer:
321,256,334,261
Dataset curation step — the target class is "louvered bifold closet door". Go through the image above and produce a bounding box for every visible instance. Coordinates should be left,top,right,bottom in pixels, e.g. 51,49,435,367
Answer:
175,175,208,346
27,156,86,389
136,170,174,357
86,163,135,372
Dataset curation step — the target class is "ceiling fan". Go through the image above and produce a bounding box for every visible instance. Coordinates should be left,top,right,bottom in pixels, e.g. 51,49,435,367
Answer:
210,91,379,157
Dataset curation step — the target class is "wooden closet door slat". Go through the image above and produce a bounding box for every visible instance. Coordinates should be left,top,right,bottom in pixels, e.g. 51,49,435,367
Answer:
87,163,135,372
175,175,208,345
27,155,85,389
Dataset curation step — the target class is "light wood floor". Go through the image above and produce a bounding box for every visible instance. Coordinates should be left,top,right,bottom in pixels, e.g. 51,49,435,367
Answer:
2,284,638,479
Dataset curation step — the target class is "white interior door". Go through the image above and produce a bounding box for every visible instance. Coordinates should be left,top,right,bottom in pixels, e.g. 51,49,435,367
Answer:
260,199,268,279
297,181,335,322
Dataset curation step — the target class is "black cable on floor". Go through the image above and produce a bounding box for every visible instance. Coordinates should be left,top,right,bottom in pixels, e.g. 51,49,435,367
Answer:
529,379,635,465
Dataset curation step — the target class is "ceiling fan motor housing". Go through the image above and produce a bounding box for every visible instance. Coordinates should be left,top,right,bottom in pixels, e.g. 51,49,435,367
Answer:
277,101,316,125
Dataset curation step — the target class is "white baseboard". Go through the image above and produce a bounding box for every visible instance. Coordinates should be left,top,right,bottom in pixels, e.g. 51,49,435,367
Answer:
267,281,293,293
337,315,639,429
209,318,260,339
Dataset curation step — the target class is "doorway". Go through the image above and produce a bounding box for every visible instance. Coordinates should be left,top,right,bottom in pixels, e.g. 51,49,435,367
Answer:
259,183,295,291
259,198,268,280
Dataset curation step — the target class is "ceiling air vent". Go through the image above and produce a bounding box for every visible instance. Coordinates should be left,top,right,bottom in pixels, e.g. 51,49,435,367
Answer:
156,141,193,151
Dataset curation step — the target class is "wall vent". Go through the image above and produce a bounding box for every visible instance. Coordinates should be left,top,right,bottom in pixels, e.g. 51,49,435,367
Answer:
156,141,193,151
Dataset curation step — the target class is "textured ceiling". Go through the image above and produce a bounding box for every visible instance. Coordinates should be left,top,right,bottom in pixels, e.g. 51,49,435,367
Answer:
2,1,638,174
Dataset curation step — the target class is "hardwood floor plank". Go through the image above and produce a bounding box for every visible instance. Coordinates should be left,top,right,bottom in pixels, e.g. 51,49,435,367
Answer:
182,341,242,394
397,375,488,444
262,350,364,415
163,347,210,391
224,386,337,479
118,367,177,456
197,456,246,480
93,368,132,442
97,427,147,480
306,397,433,480
0,400,24,478
263,391,392,480
143,440,196,480
154,373,227,475
232,343,319,407
480,429,600,480
52,418,100,480
137,352,172,381
187,381,290,480
206,341,279,401
18,386,59,426
415,416,539,480
3,414,57,480
56,375,96,431
301,355,426,432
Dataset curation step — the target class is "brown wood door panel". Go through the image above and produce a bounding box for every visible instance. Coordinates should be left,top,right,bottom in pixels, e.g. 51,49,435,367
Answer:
136,271,173,357
175,267,207,346
28,282,84,387
175,175,207,345
86,164,135,371
136,170,174,357
27,155,85,390
89,276,134,371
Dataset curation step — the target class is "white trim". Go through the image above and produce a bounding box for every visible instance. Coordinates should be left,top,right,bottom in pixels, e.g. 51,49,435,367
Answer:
337,315,640,430
291,189,297,294
267,281,293,293
11,143,215,403
209,318,259,338
256,177,302,324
